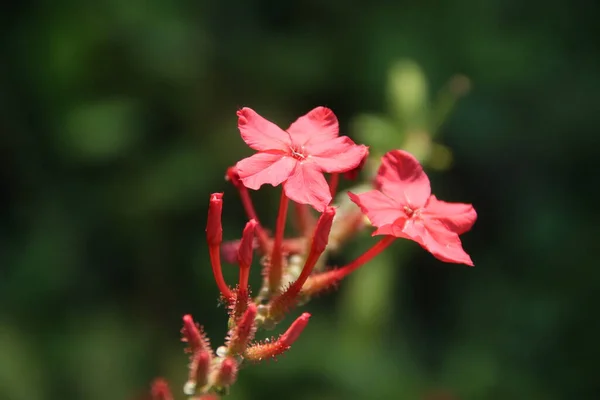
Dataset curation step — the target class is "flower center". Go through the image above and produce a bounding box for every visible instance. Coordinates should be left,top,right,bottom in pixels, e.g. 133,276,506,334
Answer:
289,144,307,161
403,205,421,218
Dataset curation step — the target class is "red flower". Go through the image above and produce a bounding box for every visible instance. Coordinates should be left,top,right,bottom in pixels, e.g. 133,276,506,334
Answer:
235,107,368,211
348,150,477,266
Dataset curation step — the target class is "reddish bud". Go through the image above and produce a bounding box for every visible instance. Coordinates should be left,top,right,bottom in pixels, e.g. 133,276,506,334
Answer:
206,193,224,246
311,206,336,255
198,395,220,400
151,378,173,400
181,314,211,356
206,193,234,300
186,350,211,394
226,303,257,356
244,313,311,361
238,219,257,269
279,312,311,345
214,357,238,387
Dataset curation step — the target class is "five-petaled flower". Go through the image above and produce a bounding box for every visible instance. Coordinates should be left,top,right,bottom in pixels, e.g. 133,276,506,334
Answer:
235,107,368,211
348,150,477,266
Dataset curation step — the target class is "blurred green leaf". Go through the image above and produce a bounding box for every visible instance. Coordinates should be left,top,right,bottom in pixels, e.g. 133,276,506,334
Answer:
61,99,143,162
387,60,429,132
351,113,402,154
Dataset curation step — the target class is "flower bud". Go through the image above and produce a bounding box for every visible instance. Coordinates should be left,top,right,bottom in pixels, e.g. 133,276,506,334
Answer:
206,193,224,246
237,219,257,269
185,350,211,394
226,303,257,356
244,313,311,361
151,378,173,400
311,206,335,255
181,314,212,356
214,357,238,388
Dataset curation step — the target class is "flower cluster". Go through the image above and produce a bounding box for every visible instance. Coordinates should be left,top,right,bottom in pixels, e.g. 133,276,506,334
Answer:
150,107,476,399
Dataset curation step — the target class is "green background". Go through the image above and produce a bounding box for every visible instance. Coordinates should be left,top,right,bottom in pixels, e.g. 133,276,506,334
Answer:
1,1,598,399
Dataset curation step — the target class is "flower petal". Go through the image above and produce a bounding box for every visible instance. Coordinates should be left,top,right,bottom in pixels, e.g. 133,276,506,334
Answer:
372,221,407,237
287,106,339,146
402,219,474,266
424,195,477,234
236,153,296,190
376,150,431,208
284,164,331,212
348,190,405,228
307,136,369,173
237,108,290,151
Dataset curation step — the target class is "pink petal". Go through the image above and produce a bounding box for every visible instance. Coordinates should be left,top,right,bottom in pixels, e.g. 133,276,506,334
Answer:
284,163,331,212
424,195,477,234
375,150,431,208
237,108,290,151
402,219,474,266
348,190,405,228
236,152,296,190
286,107,339,146
372,221,407,237
307,137,369,173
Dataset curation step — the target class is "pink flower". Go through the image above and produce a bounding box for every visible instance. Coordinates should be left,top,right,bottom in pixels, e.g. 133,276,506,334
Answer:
348,150,477,266
235,107,368,211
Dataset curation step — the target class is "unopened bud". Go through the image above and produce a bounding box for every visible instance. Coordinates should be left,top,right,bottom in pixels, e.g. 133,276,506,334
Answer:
226,303,258,356
280,312,310,345
151,378,173,400
187,349,211,393
238,219,257,269
245,313,311,361
311,206,335,255
206,193,224,246
214,357,238,388
181,315,211,355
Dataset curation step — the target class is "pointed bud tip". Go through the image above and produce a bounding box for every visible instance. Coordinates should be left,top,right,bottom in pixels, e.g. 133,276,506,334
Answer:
298,312,311,321
246,302,258,313
151,378,173,400
281,312,311,345
215,357,238,387
207,193,224,246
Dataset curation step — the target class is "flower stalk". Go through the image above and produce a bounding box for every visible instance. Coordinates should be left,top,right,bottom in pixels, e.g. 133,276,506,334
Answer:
207,193,234,301
268,190,289,293
149,104,476,399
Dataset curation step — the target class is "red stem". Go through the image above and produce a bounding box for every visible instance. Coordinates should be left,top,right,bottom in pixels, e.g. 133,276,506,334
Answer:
269,190,289,293
208,245,234,300
293,251,320,293
239,266,249,291
333,236,396,279
328,173,339,200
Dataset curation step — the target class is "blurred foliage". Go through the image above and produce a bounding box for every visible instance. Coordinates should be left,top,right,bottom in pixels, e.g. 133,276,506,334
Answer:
1,0,599,399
